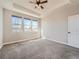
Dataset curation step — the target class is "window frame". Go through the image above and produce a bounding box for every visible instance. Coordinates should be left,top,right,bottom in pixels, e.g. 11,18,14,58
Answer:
31,20,39,32
11,15,22,32
23,18,31,32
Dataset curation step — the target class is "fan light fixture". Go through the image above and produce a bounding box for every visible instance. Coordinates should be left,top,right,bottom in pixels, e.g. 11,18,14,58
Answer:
29,0,48,9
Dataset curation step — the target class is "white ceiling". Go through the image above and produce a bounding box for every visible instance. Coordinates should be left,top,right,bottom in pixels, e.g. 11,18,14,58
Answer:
13,0,70,17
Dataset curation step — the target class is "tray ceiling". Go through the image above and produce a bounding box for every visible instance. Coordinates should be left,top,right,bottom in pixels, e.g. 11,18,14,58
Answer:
13,0,70,17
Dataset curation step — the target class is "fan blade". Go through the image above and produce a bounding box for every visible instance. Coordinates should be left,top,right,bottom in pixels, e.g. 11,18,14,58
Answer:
40,0,48,4
40,5,44,9
39,0,41,2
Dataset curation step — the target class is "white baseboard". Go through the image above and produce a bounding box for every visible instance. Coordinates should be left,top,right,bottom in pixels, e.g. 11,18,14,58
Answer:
3,38,79,49
46,39,67,44
3,38,40,45
46,39,79,49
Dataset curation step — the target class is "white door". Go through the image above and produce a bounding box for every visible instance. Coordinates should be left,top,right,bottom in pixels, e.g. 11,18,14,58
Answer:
68,15,79,48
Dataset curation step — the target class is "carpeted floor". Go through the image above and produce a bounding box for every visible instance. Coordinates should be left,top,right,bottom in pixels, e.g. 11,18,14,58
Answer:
0,39,79,59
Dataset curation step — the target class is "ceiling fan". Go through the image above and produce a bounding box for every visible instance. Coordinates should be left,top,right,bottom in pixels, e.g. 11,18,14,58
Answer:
29,0,48,9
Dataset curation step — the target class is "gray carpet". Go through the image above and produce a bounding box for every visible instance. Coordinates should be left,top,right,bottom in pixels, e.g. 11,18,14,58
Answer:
0,39,79,59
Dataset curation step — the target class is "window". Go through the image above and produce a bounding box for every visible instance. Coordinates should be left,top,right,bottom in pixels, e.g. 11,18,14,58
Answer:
32,20,38,31
12,16,22,32
11,15,39,32
23,18,31,32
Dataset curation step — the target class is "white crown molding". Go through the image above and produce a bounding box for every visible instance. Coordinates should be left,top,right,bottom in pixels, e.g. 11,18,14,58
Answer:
13,8,40,18
3,6,40,18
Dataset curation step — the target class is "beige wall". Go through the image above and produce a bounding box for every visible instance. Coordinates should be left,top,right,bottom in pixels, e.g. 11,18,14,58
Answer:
0,0,3,49
41,4,79,44
3,9,41,44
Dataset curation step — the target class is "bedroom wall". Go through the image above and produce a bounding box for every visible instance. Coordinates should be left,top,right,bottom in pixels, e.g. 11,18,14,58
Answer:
0,0,3,49
3,9,41,44
41,4,79,44
41,6,68,44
